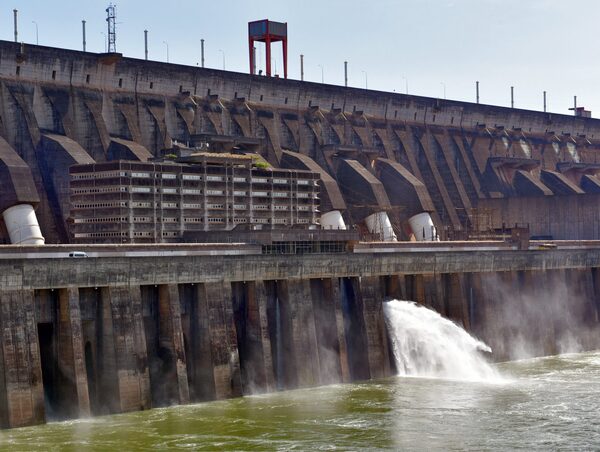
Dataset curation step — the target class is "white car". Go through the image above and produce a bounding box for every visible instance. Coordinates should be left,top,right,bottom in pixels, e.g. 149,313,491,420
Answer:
68,251,88,258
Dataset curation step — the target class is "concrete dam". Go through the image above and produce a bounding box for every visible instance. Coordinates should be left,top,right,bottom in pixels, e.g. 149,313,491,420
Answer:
2,40,600,243
1,40,600,429
1,242,600,429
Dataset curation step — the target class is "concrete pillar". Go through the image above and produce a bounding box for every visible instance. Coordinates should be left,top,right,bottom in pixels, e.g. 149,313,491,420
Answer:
476,272,510,360
188,284,216,401
444,273,470,330
158,284,190,404
357,276,392,379
278,279,321,387
57,287,91,418
107,285,151,412
412,274,426,305
97,287,120,414
198,282,242,399
424,273,444,314
232,280,275,394
250,281,276,392
327,278,351,383
383,274,405,301
591,268,600,322
465,272,485,337
0,289,45,428
310,278,346,385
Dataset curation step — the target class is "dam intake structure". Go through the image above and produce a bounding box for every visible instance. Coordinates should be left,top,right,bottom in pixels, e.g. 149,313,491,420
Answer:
0,242,599,428
1,39,600,431
2,40,600,244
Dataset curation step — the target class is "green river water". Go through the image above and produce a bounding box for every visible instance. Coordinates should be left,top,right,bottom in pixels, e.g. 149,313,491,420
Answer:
1,351,599,451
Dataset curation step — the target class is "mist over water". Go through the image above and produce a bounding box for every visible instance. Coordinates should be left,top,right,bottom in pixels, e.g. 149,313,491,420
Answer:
383,300,501,382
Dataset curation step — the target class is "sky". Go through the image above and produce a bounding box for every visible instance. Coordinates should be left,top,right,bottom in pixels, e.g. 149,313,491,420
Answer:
2,0,600,116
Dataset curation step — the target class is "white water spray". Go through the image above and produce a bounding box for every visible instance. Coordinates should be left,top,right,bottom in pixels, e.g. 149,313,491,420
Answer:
383,300,502,382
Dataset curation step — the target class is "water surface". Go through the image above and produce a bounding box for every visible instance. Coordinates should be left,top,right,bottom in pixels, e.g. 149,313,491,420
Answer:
2,351,600,451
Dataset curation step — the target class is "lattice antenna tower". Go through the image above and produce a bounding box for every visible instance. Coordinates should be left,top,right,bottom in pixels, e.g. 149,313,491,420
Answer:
106,3,117,53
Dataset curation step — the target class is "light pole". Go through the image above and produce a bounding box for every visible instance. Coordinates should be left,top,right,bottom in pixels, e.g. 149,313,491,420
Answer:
201,39,205,68
362,70,368,89
163,41,169,63
219,49,225,70
440,82,446,99
402,76,408,94
318,64,324,83
32,21,38,45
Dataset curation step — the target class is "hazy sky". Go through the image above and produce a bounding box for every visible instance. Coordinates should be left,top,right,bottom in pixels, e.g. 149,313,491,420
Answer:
2,1,600,116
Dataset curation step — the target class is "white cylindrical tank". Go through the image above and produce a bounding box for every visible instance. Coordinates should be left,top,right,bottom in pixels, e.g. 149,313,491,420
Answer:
365,211,397,242
320,210,347,230
2,204,45,245
408,212,438,241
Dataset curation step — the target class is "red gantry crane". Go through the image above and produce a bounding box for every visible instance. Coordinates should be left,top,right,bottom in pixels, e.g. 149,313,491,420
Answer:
248,19,288,79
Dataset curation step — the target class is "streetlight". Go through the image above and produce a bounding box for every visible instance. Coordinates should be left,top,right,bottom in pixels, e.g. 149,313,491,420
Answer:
163,41,169,63
402,76,408,94
101,32,107,52
32,21,38,45
318,64,324,83
440,82,446,99
218,49,225,70
361,70,368,89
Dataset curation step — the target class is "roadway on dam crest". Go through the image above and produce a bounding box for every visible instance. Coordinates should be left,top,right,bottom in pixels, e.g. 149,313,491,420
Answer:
2,241,600,290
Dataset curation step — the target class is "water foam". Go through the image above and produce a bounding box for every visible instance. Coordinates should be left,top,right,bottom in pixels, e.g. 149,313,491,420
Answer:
383,300,502,382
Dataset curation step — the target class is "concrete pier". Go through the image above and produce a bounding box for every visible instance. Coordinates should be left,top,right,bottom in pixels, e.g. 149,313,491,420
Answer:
0,242,599,428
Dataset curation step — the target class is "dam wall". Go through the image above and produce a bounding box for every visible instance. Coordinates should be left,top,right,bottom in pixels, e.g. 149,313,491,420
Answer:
1,243,599,428
3,41,600,242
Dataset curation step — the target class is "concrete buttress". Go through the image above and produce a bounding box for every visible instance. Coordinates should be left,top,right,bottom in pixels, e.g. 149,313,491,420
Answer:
57,287,91,417
0,289,45,428
278,279,321,387
107,285,152,412
158,284,190,404
198,282,242,399
357,276,392,379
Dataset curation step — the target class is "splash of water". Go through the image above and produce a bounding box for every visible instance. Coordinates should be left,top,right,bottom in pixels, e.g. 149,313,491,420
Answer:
383,300,502,382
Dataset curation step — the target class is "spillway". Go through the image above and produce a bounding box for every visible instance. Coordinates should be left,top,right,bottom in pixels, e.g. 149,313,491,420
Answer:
383,300,500,382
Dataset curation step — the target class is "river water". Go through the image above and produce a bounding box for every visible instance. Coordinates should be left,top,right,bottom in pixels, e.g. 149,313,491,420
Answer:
2,301,600,450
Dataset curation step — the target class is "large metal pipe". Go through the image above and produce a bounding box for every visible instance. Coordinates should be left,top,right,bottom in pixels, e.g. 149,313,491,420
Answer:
476,81,480,104
365,211,397,242
408,212,438,241
320,210,346,230
201,39,205,68
3,204,45,245
300,54,304,81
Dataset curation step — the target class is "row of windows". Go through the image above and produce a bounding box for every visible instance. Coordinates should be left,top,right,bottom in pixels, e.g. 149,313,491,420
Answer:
72,202,315,212
74,217,127,224
71,170,316,185
72,201,127,209
73,172,316,186
73,185,316,198
74,232,128,238
72,187,126,194
72,171,127,180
